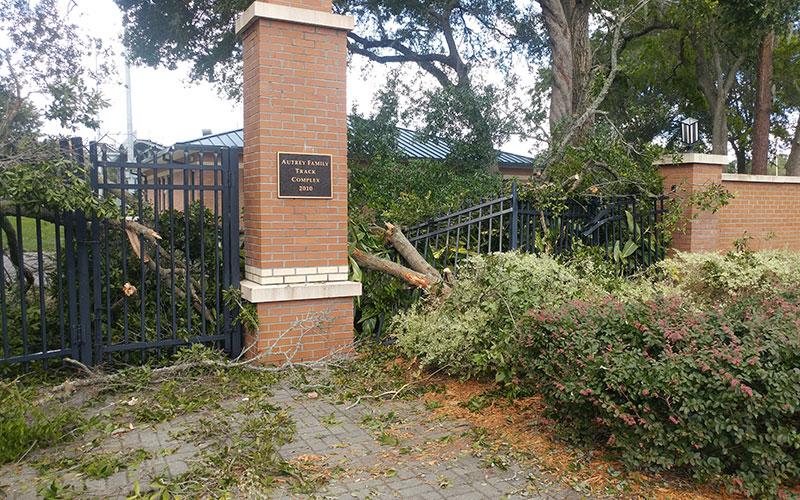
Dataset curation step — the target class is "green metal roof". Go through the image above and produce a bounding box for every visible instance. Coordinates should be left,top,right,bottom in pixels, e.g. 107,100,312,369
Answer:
174,126,535,168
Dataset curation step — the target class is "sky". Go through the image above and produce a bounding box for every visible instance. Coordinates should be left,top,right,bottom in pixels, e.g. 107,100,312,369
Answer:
51,0,537,156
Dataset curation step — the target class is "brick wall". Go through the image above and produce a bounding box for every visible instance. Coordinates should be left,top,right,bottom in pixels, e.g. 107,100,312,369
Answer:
660,162,722,252
659,155,800,252
718,175,800,251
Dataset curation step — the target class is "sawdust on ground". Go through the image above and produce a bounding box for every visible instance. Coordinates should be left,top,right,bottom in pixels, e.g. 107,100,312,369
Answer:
421,377,740,500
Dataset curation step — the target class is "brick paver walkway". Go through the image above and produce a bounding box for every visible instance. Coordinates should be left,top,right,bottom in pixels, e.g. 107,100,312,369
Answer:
0,380,587,499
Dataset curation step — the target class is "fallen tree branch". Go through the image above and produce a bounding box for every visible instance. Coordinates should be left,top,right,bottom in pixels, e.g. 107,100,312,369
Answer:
0,201,161,243
351,220,454,298
0,215,34,290
142,253,214,322
384,223,441,280
39,313,355,405
351,248,436,290
345,364,450,410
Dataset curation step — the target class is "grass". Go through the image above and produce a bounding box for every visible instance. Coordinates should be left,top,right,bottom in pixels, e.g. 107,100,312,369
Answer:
1,217,61,253
0,378,87,465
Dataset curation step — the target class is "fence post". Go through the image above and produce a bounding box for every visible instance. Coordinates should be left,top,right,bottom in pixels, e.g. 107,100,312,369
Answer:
87,141,104,363
227,148,242,356
510,181,519,250
69,138,93,365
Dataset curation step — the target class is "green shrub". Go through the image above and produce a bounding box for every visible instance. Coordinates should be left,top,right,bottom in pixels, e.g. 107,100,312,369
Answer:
0,379,83,464
392,253,604,381
349,158,502,227
519,290,800,497
657,250,800,304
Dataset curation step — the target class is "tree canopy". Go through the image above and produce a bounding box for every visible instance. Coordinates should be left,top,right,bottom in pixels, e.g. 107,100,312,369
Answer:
113,0,800,178
0,0,113,212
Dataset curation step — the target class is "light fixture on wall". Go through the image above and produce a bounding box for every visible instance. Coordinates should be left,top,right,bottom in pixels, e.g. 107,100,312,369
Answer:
680,117,699,151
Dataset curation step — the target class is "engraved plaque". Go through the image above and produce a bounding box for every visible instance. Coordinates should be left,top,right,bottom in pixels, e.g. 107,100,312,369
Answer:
277,152,333,199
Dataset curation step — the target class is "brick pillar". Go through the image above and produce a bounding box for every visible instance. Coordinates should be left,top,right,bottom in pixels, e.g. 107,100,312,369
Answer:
236,1,360,364
656,153,728,253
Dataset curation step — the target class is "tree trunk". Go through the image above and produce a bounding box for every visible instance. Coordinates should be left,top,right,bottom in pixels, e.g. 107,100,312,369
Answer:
541,0,575,134
351,249,435,290
569,1,592,120
692,27,744,158
751,30,774,176
786,115,800,176
731,141,748,174
384,223,441,280
711,97,729,155
540,0,593,136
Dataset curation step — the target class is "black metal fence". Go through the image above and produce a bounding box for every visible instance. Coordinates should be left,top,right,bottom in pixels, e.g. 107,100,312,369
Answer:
405,183,668,273
1,138,241,368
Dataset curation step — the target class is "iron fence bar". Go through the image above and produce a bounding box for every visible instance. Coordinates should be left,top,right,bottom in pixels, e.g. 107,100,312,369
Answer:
405,195,513,232
90,183,224,191
510,182,519,251
498,198,504,253
531,205,537,252
2,350,77,365
55,216,65,359
228,147,242,356
221,149,233,354
117,149,130,361
101,160,112,358
13,209,28,363
96,161,223,171
64,213,80,363
198,152,208,339
134,156,146,351
151,156,163,355
213,153,222,342
168,151,178,344
183,147,193,340
407,207,514,244
453,210,462,269
102,335,230,353
75,210,92,365
443,208,452,263
35,217,47,367
89,145,104,363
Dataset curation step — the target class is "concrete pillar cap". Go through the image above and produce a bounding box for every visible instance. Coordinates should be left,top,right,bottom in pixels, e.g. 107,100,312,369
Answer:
236,2,355,35
654,153,732,166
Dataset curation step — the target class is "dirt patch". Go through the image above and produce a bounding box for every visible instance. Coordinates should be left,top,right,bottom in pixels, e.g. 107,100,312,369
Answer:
423,378,738,499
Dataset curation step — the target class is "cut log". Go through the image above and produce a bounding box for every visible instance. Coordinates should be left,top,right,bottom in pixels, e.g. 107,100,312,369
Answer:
384,223,442,280
351,220,454,298
351,248,435,289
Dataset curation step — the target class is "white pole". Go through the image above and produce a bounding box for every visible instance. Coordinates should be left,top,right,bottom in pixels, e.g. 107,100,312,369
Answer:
125,56,135,157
